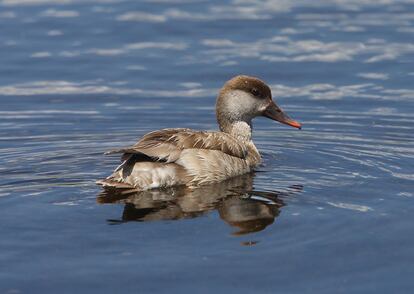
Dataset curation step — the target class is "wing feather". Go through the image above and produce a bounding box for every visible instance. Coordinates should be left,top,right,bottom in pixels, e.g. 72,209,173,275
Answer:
105,128,247,162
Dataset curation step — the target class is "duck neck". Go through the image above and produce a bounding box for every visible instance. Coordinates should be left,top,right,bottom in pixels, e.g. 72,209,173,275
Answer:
219,119,252,141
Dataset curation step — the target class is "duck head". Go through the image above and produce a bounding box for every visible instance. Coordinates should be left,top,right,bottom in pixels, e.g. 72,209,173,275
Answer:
216,75,301,135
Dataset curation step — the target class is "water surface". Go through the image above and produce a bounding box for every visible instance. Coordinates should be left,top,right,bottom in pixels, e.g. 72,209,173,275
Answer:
1,0,414,293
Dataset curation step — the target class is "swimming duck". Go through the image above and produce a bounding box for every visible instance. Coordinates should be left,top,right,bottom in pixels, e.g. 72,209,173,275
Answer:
97,75,301,190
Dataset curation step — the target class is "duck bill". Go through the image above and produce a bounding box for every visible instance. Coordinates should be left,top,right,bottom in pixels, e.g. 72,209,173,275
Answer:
263,101,302,129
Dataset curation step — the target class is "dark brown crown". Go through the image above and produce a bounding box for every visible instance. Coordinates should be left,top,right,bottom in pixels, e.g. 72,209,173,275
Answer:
220,75,272,99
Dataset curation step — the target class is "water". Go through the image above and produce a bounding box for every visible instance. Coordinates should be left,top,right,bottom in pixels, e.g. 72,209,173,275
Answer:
1,0,414,293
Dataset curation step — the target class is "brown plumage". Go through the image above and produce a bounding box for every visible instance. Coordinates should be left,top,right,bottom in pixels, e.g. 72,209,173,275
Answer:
105,128,248,161
97,75,301,190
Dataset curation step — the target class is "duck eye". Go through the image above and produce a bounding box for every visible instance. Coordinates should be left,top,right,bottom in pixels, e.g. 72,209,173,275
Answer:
251,88,260,97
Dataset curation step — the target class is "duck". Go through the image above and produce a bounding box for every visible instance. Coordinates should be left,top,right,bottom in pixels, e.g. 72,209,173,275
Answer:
97,75,301,190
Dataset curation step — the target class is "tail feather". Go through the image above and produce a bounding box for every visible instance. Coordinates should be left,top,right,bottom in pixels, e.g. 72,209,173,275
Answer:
95,178,134,189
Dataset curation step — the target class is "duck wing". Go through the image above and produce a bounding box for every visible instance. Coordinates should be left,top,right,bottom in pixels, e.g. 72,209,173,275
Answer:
105,128,248,162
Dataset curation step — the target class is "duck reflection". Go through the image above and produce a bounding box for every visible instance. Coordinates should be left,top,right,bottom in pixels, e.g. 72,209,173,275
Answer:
97,173,302,235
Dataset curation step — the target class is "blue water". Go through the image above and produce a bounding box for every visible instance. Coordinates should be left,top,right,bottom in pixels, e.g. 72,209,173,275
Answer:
1,1,414,293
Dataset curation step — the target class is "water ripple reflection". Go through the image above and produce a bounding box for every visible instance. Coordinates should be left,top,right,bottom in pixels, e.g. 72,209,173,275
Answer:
97,173,303,236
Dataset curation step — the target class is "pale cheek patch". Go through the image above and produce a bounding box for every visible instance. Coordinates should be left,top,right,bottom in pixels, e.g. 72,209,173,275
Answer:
225,90,257,118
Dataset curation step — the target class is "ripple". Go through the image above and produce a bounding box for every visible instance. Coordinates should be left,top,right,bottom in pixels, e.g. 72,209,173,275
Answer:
198,36,414,65
327,202,373,212
40,9,79,18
